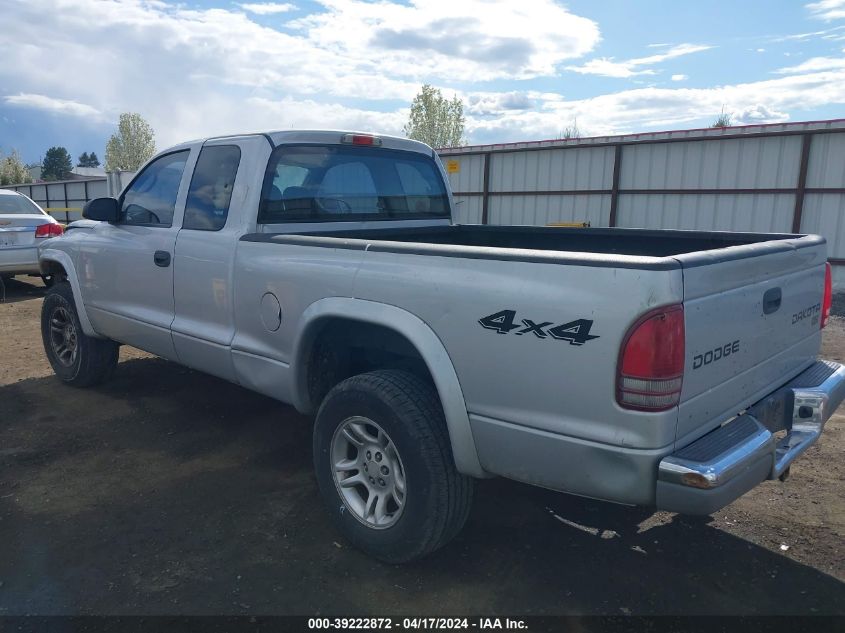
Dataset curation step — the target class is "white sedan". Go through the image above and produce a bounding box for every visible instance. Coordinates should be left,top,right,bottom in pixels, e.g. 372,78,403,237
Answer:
0,189,63,286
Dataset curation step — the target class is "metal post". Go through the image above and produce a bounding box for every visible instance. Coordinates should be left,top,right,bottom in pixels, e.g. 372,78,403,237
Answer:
608,144,622,227
63,181,69,223
792,134,813,234
83,180,89,222
481,152,492,225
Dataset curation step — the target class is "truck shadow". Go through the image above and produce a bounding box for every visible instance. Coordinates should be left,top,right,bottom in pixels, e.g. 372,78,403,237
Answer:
0,277,46,304
0,356,843,615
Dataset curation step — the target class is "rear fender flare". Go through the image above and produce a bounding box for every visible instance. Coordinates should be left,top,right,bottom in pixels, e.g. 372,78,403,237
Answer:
292,297,485,478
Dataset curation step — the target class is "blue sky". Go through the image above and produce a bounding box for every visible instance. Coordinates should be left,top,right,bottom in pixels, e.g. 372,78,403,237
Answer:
2,0,845,165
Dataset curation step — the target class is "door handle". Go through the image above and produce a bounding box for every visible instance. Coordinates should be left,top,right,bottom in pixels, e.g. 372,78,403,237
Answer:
154,250,171,267
763,287,782,315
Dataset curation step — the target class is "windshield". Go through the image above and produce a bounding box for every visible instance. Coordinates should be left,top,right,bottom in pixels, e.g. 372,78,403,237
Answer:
0,193,44,215
259,145,450,223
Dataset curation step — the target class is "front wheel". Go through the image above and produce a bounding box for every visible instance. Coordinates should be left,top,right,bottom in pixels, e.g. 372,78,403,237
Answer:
41,282,119,387
313,370,474,563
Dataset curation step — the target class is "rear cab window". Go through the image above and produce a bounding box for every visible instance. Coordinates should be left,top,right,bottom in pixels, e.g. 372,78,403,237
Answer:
258,145,449,223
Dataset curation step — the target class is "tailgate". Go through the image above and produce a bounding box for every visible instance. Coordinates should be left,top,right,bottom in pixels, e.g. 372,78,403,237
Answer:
675,236,827,445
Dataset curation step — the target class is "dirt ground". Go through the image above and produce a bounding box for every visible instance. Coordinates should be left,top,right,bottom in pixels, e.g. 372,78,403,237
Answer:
0,277,843,616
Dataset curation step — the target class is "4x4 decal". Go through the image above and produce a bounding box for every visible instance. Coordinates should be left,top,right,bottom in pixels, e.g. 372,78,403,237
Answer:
478,309,599,346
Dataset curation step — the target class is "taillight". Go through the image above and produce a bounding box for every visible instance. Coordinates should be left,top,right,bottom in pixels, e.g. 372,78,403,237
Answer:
35,223,64,238
341,133,382,146
617,304,685,411
821,262,832,329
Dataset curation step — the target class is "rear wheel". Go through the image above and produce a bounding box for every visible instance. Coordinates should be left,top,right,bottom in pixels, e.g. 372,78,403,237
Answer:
313,370,473,563
41,282,119,387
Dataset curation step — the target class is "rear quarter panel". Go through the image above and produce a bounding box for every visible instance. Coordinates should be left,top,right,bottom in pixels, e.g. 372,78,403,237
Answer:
350,250,684,450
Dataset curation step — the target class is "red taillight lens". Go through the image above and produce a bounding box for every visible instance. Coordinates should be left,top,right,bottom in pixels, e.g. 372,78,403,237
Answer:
821,262,832,330
35,223,64,238
617,304,685,411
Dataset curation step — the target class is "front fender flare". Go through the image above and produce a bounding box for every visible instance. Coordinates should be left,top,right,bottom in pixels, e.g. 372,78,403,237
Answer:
292,297,485,478
38,248,100,338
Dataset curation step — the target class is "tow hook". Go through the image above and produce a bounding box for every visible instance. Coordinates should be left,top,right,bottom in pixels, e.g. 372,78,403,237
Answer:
779,466,791,482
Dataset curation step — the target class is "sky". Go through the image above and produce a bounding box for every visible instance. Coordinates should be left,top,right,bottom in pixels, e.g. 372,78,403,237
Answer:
2,0,845,164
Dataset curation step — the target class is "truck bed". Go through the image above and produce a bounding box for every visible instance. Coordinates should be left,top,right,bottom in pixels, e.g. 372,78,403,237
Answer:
249,224,822,268
240,221,828,461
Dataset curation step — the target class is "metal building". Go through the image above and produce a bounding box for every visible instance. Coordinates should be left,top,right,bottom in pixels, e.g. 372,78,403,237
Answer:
438,119,845,286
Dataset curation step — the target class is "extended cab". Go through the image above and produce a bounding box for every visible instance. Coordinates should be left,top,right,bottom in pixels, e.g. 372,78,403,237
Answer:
38,131,845,562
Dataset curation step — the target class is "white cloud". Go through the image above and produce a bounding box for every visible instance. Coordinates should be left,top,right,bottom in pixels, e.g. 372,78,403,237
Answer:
775,25,845,44
775,51,845,73
466,92,536,115
0,0,604,149
566,43,712,78
3,93,102,118
732,104,788,124
807,0,845,20
670,74,687,81
3,0,845,153
237,2,297,15
291,0,600,82
567,58,658,79
463,69,845,143
0,0,600,101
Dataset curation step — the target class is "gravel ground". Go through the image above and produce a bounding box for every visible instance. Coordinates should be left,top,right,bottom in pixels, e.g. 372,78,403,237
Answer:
0,277,843,615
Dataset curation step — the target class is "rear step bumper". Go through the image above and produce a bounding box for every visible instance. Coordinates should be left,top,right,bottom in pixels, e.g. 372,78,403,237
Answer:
656,359,845,515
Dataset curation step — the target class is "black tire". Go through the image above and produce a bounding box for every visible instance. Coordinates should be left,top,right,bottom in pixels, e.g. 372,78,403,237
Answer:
41,281,119,387
313,370,474,563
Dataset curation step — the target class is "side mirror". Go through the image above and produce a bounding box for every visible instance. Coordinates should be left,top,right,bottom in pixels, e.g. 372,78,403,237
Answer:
83,197,120,222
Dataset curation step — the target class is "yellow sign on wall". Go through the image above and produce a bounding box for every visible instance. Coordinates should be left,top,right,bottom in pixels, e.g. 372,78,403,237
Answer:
445,159,460,174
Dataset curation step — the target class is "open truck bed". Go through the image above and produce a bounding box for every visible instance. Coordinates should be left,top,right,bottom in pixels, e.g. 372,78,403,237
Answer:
250,224,824,269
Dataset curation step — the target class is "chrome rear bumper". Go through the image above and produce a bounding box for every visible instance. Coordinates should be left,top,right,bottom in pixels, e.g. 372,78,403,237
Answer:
656,359,845,515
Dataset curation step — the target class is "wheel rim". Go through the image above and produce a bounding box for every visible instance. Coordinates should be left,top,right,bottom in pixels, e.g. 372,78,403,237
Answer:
49,306,78,367
331,416,407,529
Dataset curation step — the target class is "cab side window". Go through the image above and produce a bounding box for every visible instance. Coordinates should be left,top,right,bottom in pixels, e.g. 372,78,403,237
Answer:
183,145,241,231
121,151,189,227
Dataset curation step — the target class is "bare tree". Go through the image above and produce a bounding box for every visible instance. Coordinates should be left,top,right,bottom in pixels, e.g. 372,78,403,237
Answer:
711,107,733,128
559,118,583,139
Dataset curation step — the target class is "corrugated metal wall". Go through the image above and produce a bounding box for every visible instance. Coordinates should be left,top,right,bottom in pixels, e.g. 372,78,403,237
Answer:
439,119,845,285
1,171,136,223
1,178,108,223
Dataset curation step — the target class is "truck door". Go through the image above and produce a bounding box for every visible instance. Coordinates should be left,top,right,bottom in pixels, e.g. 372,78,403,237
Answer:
171,137,263,382
78,149,193,360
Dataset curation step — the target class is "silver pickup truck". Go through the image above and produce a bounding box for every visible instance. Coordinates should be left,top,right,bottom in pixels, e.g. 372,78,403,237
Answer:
37,130,844,563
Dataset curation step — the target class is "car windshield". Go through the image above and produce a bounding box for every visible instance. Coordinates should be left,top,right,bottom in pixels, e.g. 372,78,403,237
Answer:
0,193,43,215
259,145,450,223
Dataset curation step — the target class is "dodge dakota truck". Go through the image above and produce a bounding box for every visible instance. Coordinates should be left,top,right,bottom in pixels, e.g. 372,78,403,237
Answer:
37,130,844,563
